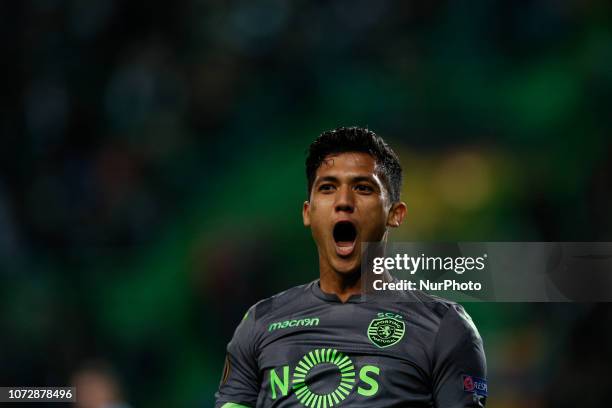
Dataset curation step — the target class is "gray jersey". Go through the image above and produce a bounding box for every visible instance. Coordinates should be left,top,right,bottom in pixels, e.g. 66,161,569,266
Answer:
215,279,487,407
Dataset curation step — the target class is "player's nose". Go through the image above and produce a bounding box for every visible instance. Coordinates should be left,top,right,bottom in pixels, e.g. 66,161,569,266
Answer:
334,185,354,213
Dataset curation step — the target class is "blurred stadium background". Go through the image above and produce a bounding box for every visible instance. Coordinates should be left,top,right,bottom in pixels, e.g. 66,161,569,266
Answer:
1,1,611,407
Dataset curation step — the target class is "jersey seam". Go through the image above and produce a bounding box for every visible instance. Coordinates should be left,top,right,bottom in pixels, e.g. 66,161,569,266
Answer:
432,306,469,365
431,305,473,387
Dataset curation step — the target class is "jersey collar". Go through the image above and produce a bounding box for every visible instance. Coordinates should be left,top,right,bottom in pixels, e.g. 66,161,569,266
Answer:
310,279,365,303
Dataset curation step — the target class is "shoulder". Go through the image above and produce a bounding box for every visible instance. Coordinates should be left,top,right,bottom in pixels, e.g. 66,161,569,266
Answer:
234,282,316,349
417,292,479,337
396,293,484,366
392,290,481,345
411,291,459,317
393,289,463,321
418,296,482,353
244,281,315,322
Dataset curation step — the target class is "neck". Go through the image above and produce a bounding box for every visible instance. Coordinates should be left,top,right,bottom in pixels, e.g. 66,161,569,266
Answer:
319,266,362,303
318,262,394,303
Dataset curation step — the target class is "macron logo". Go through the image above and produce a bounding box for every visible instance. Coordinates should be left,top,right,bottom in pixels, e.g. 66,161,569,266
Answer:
268,317,320,332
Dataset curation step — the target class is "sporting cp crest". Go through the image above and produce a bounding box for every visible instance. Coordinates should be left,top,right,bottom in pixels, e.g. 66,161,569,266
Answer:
367,316,405,348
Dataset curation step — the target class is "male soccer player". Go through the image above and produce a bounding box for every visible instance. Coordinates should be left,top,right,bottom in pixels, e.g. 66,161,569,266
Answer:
215,127,487,407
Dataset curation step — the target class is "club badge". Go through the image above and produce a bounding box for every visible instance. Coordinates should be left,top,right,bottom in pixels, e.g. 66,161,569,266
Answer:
367,315,405,348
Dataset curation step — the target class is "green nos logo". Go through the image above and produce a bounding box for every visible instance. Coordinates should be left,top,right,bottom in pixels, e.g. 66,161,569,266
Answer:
269,348,380,407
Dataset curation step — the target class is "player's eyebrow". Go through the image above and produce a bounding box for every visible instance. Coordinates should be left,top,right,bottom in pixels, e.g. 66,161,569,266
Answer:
315,176,340,185
351,176,377,184
316,175,380,188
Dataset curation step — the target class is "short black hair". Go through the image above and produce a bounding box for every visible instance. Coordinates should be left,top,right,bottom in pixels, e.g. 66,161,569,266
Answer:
306,127,403,202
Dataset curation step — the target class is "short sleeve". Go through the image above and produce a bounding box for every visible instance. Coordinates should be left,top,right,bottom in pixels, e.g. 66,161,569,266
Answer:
432,304,487,408
215,308,260,408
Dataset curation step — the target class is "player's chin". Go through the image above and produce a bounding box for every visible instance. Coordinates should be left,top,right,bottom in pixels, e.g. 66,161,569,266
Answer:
330,247,362,274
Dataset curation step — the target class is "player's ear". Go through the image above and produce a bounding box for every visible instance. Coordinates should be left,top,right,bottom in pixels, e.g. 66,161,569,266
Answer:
303,201,311,227
386,201,407,228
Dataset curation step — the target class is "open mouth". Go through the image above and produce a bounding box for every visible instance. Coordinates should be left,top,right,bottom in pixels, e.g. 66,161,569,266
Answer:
333,221,358,257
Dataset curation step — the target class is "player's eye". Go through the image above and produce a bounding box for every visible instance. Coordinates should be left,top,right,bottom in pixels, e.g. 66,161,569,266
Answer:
318,183,336,192
355,184,374,193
